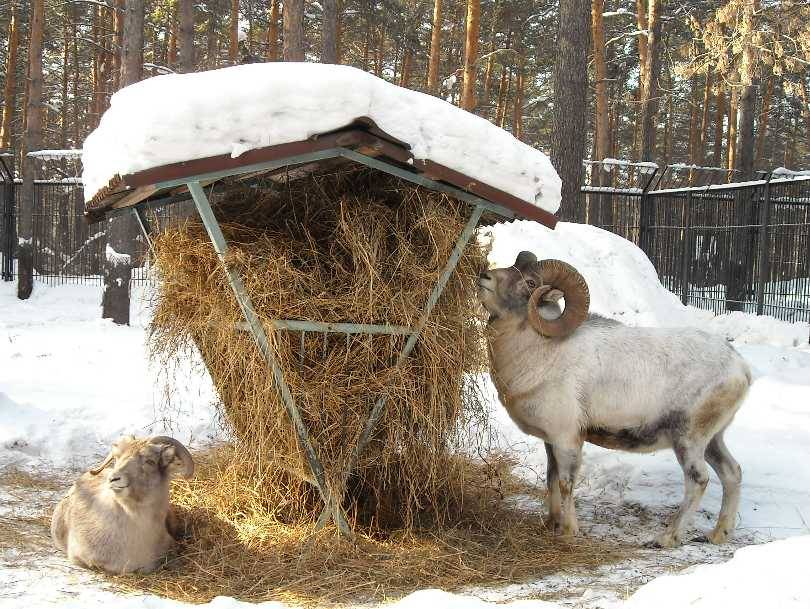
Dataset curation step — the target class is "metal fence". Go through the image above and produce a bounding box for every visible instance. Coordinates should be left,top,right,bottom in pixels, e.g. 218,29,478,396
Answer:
2,164,809,339
0,154,14,281
0,178,192,286
581,165,810,331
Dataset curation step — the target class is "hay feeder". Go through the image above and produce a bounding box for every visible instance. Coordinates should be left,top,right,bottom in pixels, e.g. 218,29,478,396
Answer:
85,122,558,537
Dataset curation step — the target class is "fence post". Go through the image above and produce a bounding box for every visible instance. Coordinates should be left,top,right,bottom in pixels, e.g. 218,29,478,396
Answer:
638,167,659,258
755,174,773,316
680,190,692,305
0,153,15,281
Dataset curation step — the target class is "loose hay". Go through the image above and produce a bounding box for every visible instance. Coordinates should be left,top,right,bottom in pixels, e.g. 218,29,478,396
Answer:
149,167,493,529
141,167,633,605
117,448,632,606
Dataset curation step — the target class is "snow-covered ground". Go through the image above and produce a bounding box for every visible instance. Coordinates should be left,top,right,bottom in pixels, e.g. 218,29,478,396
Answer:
2,221,810,608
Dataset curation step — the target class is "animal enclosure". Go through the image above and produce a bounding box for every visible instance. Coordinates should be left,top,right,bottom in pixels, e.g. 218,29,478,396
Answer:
579,164,810,337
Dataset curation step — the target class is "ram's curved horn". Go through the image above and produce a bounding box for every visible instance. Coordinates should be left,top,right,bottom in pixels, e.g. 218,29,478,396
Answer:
148,436,195,478
527,259,590,338
89,452,116,475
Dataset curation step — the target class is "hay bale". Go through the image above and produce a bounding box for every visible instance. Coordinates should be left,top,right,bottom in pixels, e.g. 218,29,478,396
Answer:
149,167,491,529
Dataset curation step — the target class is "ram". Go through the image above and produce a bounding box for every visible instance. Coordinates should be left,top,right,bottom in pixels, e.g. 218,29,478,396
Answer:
51,435,194,573
478,251,750,548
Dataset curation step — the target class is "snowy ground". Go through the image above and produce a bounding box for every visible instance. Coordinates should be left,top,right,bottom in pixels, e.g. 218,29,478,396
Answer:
2,221,810,608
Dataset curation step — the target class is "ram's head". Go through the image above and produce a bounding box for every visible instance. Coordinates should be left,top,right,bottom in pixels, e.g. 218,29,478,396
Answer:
90,435,195,503
478,251,590,337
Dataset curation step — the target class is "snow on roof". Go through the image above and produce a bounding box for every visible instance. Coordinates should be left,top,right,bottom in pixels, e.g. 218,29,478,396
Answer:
81,63,562,212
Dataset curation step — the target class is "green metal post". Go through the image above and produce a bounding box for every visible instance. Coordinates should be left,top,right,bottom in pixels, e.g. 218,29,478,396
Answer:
187,180,353,538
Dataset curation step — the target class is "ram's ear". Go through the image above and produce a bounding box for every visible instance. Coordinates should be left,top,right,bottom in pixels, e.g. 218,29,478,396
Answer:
542,289,564,303
159,445,177,470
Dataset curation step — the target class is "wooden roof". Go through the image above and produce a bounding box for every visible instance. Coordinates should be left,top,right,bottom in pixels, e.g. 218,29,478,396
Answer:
84,121,558,229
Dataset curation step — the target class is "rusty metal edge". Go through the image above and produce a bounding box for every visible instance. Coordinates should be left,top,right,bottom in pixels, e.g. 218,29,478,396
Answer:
84,125,558,229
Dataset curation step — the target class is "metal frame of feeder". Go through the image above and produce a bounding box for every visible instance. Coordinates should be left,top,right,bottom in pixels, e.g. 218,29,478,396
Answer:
129,148,513,538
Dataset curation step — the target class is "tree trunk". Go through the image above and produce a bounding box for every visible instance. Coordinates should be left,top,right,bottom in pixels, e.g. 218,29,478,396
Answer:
374,30,383,76
112,0,124,90
207,1,219,67
799,78,810,149
229,0,239,63
427,0,443,94
697,70,713,166
663,68,674,164
335,0,343,63
179,0,195,72
399,48,412,88
18,0,44,299
500,67,512,128
105,0,144,323
712,86,725,167
551,0,590,221
283,0,305,61
321,0,338,63
591,0,609,167
121,0,144,86
495,63,509,127
726,85,738,171
91,8,101,125
460,0,480,111
168,6,178,67
61,10,70,148
636,0,648,93
265,0,280,60
735,82,755,178
755,75,773,166
72,11,80,144
482,0,500,103
512,56,524,140
687,74,699,164
638,0,661,161
1,1,19,150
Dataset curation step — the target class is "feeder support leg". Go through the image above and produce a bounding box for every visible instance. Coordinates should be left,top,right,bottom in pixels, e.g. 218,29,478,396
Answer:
316,203,485,529
187,180,353,538
132,206,154,253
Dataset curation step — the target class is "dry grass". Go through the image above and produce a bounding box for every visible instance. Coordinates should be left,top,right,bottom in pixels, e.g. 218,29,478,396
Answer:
149,167,493,529
0,467,62,557
115,448,633,606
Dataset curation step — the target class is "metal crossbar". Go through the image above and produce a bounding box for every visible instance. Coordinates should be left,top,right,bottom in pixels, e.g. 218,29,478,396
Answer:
132,151,510,536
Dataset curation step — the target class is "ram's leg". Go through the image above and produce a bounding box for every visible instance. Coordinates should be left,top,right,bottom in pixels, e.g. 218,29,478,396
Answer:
702,430,741,544
544,442,562,533
654,440,709,548
552,442,583,537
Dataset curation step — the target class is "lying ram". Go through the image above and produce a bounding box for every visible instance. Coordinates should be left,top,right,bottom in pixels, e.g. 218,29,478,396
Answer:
478,251,750,548
51,435,194,573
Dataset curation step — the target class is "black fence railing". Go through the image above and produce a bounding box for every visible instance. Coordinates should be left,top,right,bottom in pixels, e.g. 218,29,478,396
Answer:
2,166,809,342
0,178,193,286
581,167,810,335
0,154,14,281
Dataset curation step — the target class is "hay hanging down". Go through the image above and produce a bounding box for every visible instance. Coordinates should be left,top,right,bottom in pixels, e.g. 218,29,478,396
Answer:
149,167,493,530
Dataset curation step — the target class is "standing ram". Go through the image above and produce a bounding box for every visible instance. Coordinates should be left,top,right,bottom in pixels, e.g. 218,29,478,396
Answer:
51,435,194,573
478,251,750,548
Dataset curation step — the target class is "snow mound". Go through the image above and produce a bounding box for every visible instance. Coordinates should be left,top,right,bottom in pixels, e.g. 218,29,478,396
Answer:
485,220,809,346
81,63,561,213
623,535,810,608
485,221,693,327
